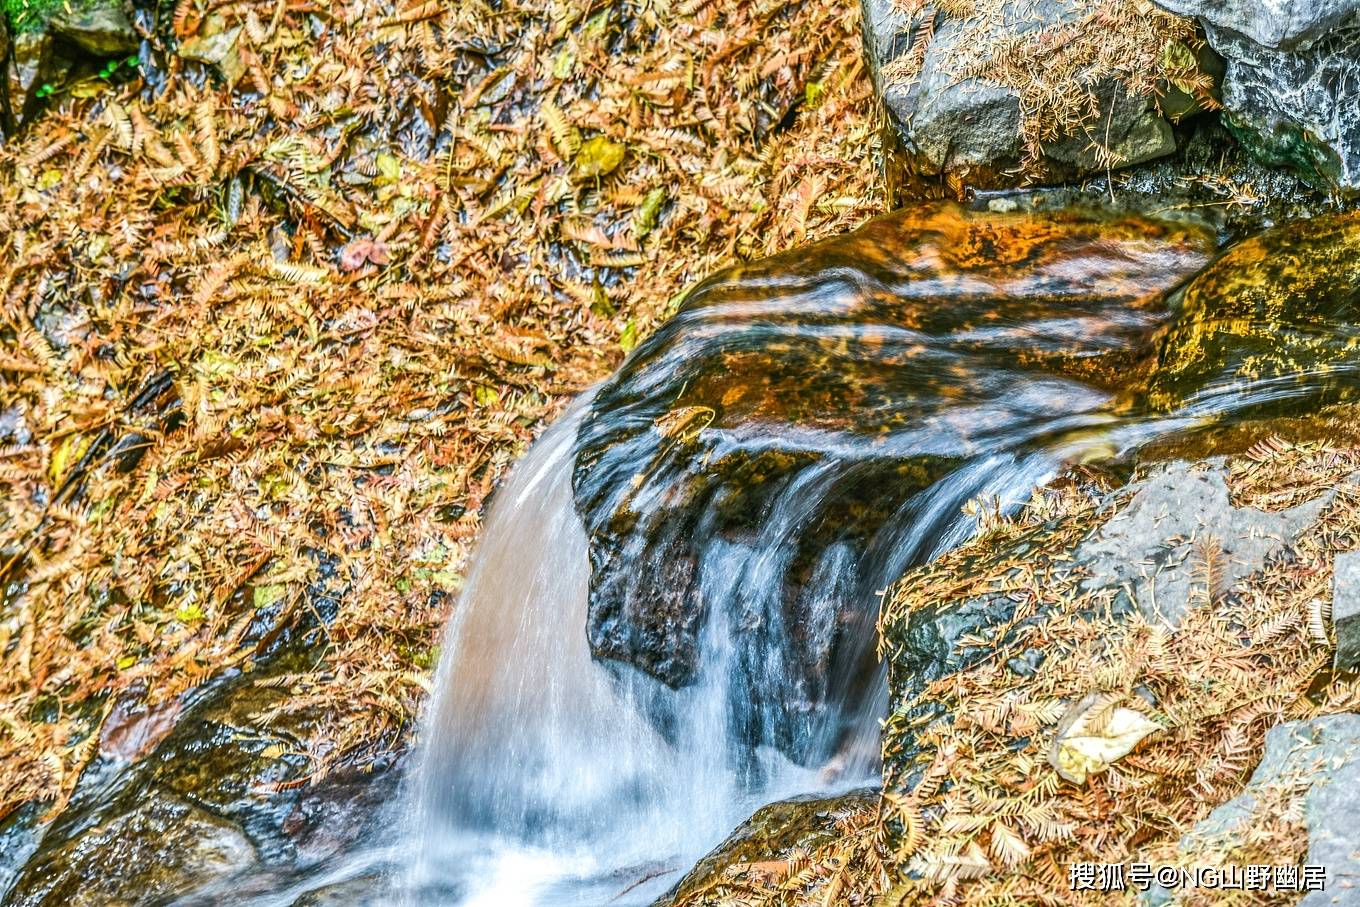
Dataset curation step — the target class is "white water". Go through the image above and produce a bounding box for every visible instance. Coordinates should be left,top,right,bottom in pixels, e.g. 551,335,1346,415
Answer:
406,398,826,904
400,393,1130,906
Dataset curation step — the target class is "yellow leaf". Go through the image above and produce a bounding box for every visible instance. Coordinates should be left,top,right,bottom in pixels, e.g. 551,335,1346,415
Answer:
252,584,288,610
67,79,107,99
49,433,92,485
573,135,625,180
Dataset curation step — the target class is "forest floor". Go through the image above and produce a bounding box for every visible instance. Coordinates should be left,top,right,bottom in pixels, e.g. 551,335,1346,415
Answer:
0,0,886,822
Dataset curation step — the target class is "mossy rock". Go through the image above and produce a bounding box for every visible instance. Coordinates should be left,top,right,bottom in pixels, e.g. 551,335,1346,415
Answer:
1139,210,1360,415
3,656,402,905
6,792,257,907
656,789,877,907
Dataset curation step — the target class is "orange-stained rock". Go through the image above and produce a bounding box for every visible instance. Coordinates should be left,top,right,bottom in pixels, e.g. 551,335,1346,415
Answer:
571,202,1216,763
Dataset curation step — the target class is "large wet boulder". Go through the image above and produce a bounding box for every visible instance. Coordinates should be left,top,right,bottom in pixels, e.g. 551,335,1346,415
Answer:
7,793,258,907
2,655,401,906
1154,0,1360,191
872,208,1360,902
860,0,1207,188
883,209,1360,730
1140,210,1360,411
572,202,1216,761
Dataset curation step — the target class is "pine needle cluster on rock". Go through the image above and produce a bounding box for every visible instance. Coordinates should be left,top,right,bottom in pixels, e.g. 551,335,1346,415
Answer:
872,434,1360,904
880,0,1216,183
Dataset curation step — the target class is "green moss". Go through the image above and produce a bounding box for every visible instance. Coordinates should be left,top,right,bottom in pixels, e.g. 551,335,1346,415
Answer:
1223,111,1343,191
4,0,59,33
3,0,98,34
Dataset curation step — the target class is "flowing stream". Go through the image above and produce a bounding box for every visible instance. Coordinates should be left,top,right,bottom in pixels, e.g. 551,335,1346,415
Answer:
396,203,1360,906
407,414,1107,905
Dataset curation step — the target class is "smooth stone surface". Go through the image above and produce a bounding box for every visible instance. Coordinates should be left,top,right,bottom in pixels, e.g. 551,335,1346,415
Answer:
6,791,258,907
573,202,1215,762
49,3,138,57
1077,461,1331,626
1151,714,1360,906
1141,210,1360,412
290,873,389,906
1332,551,1360,670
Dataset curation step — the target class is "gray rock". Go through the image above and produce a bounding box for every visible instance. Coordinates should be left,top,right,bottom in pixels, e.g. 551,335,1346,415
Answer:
861,0,1179,188
1332,551,1360,670
1216,21,1360,192
0,406,31,445
1077,461,1331,627
6,29,55,127
1154,0,1360,193
1151,714,1360,906
50,3,138,57
1155,0,1360,50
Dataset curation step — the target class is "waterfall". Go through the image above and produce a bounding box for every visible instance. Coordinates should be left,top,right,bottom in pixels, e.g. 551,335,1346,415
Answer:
407,396,830,904
402,204,1228,905
403,403,1140,905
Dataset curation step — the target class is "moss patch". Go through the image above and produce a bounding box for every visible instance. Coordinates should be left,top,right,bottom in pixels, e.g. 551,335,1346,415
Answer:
5,0,70,34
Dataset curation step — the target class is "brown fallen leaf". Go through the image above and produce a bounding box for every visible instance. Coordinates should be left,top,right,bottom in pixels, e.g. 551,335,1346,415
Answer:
339,237,391,271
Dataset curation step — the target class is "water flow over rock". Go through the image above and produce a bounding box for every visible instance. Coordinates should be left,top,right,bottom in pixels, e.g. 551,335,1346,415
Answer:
572,202,1216,768
413,202,1229,904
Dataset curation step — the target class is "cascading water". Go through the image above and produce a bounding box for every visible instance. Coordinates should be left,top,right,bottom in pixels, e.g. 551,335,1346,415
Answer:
393,201,1360,907
402,203,1231,905
405,403,1076,906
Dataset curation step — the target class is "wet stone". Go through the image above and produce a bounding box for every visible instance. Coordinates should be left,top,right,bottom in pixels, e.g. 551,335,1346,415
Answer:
7,30,55,126
290,873,390,906
1155,0,1360,50
860,0,1185,188
4,647,402,906
1154,0,1360,191
573,201,1217,763
6,790,258,907
1141,210,1360,415
655,790,877,907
